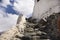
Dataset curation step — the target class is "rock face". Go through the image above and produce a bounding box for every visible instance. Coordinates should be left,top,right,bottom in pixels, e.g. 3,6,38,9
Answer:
43,13,60,40
32,0,60,20
22,13,60,40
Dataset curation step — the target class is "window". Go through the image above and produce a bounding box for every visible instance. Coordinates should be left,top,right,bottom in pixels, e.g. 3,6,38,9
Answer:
37,0,40,2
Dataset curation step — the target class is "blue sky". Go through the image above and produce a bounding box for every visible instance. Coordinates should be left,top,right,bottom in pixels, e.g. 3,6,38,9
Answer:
0,0,34,32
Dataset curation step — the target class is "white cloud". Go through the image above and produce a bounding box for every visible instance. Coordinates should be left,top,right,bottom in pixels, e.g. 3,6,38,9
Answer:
13,0,34,17
0,0,10,7
0,5,18,32
0,10,18,32
1,0,34,17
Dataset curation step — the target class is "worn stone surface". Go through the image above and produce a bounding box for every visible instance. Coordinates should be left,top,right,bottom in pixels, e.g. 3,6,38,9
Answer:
22,13,60,40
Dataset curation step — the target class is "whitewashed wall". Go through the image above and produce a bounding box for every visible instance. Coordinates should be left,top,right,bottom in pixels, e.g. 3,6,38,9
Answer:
32,0,60,20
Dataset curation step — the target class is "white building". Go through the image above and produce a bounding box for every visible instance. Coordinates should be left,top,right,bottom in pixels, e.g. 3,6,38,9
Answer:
32,0,60,21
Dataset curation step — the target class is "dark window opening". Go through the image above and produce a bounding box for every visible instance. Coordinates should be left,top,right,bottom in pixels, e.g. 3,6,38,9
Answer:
37,0,40,2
